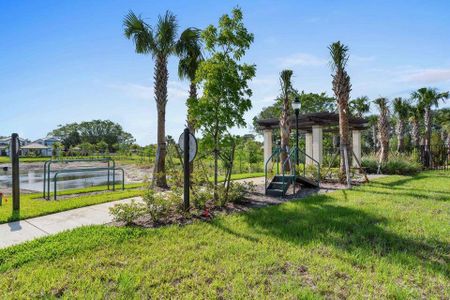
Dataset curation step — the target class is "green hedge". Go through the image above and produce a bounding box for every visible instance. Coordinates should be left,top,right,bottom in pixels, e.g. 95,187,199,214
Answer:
362,156,422,175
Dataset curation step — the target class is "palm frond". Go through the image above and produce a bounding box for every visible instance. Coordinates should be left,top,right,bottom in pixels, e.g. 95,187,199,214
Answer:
328,41,349,70
155,10,179,56
123,11,154,54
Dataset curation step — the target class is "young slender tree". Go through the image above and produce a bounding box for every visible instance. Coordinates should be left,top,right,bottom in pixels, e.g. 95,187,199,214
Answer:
279,70,294,170
192,8,255,200
374,97,390,163
329,41,352,181
367,115,379,152
392,97,410,152
175,27,203,134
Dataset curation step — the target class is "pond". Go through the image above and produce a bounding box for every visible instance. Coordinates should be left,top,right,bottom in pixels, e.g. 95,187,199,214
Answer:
0,168,122,192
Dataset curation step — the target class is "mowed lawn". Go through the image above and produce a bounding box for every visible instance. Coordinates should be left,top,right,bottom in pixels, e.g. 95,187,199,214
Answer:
0,171,449,298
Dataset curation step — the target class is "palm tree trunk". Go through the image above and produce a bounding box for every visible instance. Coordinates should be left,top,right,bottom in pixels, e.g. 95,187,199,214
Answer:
371,124,377,152
338,99,350,180
187,82,197,134
378,115,389,163
280,105,290,172
396,120,404,152
153,55,169,188
411,119,420,148
423,107,432,167
187,81,197,174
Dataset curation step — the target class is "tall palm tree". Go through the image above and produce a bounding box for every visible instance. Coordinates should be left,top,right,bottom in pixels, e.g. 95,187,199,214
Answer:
392,97,410,153
124,11,179,188
175,27,203,134
412,87,449,147
329,41,352,181
350,96,370,118
279,69,294,170
374,97,390,163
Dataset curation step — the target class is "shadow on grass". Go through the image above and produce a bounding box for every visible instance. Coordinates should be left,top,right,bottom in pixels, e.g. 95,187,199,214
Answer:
216,194,449,278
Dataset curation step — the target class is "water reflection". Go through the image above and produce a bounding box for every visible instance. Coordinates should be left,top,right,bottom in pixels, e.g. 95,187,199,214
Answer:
0,169,122,192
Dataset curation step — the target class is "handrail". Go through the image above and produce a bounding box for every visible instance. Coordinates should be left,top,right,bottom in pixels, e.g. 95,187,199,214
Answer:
52,167,125,200
44,158,115,199
264,147,281,191
297,147,321,186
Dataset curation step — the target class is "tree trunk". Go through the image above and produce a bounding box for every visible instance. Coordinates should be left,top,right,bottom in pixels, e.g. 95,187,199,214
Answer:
332,68,351,183
396,120,404,152
153,55,168,188
423,107,432,167
338,98,350,181
187,81,197,174
411,119,420,148
371,124,377,152
424,107,432,148
280,103,290,172
377,113,389,163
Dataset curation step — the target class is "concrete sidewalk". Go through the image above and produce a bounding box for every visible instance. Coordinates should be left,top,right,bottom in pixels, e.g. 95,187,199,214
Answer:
0,197,140,249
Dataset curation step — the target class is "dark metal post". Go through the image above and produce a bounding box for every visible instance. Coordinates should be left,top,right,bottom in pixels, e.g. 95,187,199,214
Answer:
183,128,190,211
11,133,20,211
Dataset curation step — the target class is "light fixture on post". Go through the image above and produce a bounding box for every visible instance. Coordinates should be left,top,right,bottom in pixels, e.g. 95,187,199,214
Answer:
292,96,301,170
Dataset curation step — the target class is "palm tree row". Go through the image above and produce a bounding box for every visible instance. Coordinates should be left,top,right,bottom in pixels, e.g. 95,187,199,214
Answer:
124,11,203,188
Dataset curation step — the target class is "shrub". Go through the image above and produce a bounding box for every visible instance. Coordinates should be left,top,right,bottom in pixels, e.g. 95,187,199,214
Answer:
192,188,212,209
361,154,422,175
109,200,146,225
142,188,182,222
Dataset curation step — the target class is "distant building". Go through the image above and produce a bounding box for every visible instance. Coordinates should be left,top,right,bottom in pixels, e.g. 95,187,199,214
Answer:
0,135,59,157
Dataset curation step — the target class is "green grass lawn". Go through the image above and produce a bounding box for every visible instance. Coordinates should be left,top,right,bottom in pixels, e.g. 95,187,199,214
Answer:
0,171,448,298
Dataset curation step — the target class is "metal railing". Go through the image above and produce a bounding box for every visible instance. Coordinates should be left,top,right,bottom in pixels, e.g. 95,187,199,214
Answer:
43,158,117,200
264,147,282,191
52,167,125,200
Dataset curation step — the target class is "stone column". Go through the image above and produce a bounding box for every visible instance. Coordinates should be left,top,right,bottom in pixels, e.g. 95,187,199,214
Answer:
312,125,323,165
263,129,273,169
305,132,313,165
352,130,362,168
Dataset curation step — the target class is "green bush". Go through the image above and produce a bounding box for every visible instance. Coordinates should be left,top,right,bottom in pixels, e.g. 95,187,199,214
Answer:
109,200,146,225
142,188,182,222
361,155,422,175
216,182,254,206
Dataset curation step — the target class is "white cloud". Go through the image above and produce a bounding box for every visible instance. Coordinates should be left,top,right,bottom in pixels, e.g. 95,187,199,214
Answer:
277,53,327,68
399,68,450,84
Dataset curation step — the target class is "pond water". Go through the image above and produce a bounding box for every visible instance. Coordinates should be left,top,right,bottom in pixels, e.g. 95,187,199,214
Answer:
0,169,122,192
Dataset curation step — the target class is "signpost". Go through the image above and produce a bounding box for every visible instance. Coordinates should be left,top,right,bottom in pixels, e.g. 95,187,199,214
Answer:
10,133,20,211
178,128,197,210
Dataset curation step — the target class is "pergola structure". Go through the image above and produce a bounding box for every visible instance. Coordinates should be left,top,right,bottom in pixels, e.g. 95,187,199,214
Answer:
256,112,369,168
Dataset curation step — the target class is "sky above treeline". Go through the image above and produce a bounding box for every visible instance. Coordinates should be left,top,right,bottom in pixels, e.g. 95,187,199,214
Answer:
1,0,449,145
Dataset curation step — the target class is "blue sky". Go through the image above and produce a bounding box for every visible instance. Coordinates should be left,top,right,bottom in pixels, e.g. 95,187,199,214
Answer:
1,0,449,145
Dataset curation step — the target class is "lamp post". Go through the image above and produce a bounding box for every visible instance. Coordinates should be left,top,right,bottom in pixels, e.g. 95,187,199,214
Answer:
292,97,301,169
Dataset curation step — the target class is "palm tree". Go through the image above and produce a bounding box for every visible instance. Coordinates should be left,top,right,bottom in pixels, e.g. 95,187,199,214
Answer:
279,69,294,170
329,41,352,181
392,97,410,152
175,27,203,134
412,87,448,167
350,96,370,118
412,88,449,147
374,97,390,163
124,11,179,188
